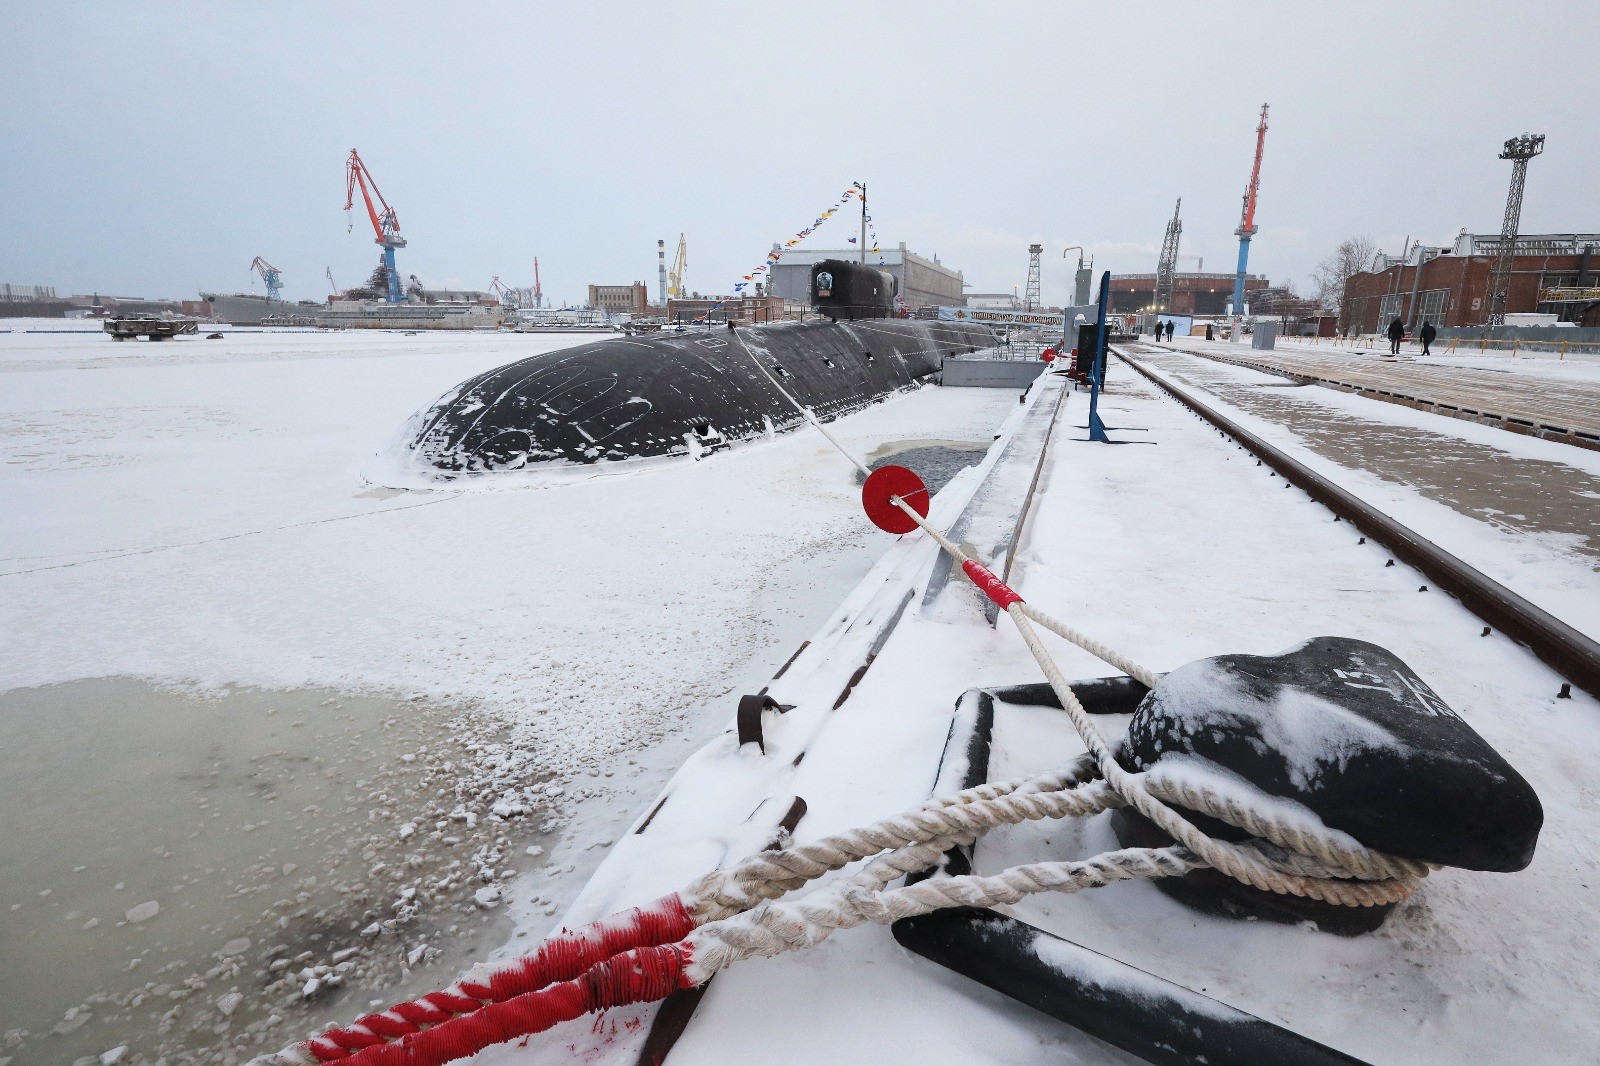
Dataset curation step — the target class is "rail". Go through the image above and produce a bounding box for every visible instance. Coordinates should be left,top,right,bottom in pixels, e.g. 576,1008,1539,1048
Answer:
1116,346,1600,700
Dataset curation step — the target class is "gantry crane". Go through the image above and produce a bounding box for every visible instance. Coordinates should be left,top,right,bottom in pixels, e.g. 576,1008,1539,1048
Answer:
667,234,687,300
343,149,407,304
1231,104,1270,324
249,257,284,302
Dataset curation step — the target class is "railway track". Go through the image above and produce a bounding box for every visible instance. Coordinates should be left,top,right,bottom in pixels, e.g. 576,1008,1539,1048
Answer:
1115,346,1600,701
1158,342,1600,452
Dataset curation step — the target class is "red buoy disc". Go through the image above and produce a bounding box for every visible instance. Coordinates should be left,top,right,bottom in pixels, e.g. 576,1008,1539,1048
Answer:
862,464,929,534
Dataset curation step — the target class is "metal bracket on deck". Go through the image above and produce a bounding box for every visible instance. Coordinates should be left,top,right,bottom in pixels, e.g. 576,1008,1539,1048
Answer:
736,693,795,753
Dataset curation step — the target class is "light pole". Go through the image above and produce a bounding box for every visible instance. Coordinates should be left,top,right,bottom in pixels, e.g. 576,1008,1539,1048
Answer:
852,181,867,266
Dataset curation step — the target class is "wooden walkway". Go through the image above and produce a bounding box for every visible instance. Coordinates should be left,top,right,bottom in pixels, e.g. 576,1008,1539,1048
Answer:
1172,344,1600,452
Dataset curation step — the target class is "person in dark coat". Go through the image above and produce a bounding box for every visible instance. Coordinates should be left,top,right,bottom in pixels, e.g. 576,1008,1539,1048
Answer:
1166,320,1176,341
1419,320,1437,356
1387,317,1405,354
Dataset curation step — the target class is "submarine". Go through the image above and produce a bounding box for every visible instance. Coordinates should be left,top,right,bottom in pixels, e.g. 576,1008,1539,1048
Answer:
399,259,997,475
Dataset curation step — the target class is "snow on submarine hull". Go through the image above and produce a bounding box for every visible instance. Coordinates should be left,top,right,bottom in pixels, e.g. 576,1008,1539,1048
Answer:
400,317,997,475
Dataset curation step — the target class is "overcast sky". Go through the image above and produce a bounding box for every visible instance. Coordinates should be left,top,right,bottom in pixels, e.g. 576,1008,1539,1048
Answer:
2,1,1592,307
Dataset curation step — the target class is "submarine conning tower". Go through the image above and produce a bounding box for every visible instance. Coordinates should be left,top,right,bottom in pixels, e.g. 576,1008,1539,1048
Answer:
398,314,996,475
811,259,897,320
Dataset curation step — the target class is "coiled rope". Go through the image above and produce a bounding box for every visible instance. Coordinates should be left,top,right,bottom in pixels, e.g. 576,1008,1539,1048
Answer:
253,339,1428,1066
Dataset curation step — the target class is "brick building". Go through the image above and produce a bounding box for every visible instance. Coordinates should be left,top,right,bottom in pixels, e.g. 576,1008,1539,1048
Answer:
587,282,649,317
1109,272,1270,316
1341,231,1600,332
666,295,787,323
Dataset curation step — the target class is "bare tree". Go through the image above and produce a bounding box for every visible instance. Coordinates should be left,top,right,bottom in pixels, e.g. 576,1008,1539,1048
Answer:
1312,236,1378,328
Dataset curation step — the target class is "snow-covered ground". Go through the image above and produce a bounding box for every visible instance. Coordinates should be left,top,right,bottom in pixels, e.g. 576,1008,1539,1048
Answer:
1258,334,1600,380
1140,343,1600,640
0,322,1020,1063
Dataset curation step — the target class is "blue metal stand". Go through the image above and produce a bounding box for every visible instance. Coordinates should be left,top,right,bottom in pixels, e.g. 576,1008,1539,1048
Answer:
1087,270,1112,443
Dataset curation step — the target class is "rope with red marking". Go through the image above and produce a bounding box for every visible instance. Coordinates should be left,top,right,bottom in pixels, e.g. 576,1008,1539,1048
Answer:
253,370,1428,1066
282,898,695,1063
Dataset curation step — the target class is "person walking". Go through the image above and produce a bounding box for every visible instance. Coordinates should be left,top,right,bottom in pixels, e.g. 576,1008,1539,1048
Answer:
1166,320,1176,341
1387,316,1405,355
1419,320,1437,356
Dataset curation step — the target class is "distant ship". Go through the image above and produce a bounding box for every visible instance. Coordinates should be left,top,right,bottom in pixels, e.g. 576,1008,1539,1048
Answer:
263,300,506,331
198,292,322,326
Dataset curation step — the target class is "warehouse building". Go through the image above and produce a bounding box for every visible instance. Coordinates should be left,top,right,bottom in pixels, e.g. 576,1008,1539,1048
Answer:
768,244,964,310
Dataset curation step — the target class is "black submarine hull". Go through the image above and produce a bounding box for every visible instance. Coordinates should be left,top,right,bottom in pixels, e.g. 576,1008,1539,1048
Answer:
401,318,996,474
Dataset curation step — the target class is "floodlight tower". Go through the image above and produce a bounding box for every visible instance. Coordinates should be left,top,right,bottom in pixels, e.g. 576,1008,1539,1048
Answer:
1154,199,1182,311
1024,243,1043,311
1232,103,1270,331
1484,132,1545,325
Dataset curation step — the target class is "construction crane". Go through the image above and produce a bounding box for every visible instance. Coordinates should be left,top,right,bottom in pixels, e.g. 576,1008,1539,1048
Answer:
325,267,339,297
343,149,407,304
249,257,284,302
1154,199,1183,312
489,276,510,306
667,234,687,300
1231,104,1270,326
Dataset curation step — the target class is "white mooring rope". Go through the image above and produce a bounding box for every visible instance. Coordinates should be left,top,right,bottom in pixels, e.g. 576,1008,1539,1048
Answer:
661,347,1429,978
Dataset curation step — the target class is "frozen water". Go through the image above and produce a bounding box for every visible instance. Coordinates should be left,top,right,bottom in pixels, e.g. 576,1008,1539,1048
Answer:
0,679,533,1065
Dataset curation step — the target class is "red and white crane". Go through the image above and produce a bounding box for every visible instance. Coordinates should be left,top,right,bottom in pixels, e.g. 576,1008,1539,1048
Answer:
343,149,407,304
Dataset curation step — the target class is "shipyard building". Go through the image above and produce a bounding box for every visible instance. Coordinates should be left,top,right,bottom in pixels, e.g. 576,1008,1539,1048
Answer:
588,282,650,318
1341,231,1600,331
1110,272,1271,316
768,244,965,310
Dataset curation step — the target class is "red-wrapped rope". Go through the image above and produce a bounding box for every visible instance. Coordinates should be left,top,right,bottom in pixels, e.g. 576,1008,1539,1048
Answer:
336,943,694,1066
303,895,696,1060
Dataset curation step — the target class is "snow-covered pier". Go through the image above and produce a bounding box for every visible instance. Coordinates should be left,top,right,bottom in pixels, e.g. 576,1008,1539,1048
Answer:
408,349,1600,1064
